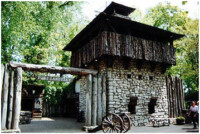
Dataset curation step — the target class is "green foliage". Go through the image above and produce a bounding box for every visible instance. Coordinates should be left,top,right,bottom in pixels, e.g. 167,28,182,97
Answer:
176,116,185,120
1,1,88,66
1,1,87,104
43,82,75,106
131,2,199,94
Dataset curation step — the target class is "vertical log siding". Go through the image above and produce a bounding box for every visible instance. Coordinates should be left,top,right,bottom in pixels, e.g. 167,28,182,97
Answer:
71,31,176,68
166,76,185,118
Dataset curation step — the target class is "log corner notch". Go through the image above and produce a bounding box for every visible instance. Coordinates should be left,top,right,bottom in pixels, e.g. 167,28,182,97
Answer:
8,61,98,75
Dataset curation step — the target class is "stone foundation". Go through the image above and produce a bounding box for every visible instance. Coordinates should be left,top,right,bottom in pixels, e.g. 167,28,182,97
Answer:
78,59,168,126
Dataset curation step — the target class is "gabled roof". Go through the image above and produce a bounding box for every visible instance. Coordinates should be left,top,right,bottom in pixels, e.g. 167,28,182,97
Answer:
63,2,184,51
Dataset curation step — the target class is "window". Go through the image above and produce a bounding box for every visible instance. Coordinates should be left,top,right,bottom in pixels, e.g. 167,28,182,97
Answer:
127,74,131,79
149,76,153,80
148,97,157,114
138,75,142,80
128,97,138,114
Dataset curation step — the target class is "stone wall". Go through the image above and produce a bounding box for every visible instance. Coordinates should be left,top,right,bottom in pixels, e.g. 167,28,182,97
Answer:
98,58,168,126
78,58,169,126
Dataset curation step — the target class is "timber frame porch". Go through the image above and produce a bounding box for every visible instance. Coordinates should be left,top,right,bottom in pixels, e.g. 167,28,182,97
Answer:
1,62,101,132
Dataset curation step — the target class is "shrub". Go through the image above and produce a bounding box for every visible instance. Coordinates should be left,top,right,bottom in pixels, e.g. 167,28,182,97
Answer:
177,116,185,120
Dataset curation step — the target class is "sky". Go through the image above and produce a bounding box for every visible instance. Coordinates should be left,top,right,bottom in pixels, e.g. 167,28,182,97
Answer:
82,0,199,21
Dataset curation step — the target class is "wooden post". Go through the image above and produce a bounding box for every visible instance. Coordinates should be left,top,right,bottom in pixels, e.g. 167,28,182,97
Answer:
1,64,5,95
170,77,173,118
1,65,9,130
102,74,106,118
97,74,102,125
181,79,185,109
92,76,97,126
166,77,170,118
7,70,14,129
85,74,92,126
12,67,22,130
1,64,5,118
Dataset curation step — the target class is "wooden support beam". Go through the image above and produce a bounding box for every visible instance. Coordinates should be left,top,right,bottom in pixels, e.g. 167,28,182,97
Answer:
181,79,185,109
1,64,5,95
7,70,14,129
92,76,97,126
97,75,103,125
1,64,5,116
12,68,22,130
102,75,107,118
85,74,92,126
1,65,9,130
9,62,98,75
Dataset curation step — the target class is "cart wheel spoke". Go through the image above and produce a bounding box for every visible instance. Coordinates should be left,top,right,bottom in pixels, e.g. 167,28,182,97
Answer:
115,126,121,132
102,122,110,126
109,128,112,133
104,119,112,125
106,127,110,133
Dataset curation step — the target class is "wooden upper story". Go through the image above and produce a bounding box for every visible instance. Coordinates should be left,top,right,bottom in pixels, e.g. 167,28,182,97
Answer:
63,2,183,68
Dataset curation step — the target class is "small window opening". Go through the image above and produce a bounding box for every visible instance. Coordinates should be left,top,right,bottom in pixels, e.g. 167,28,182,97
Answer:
149,76,153,80
138,75,142,80
128,97,138,114
148,97,157,114
127,74,131,79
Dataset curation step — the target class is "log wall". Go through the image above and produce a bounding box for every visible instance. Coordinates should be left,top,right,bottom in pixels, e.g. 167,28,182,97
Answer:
1,65,22,132
166,76,185,118
71,31,176,68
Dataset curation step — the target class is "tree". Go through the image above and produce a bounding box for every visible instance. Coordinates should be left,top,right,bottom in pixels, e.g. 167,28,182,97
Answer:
2,1,88,86
1,1,88,66
1,2,89,107
132,2,199,93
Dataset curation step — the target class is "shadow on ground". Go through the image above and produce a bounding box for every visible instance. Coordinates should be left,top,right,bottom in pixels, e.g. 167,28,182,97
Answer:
19,117,84,133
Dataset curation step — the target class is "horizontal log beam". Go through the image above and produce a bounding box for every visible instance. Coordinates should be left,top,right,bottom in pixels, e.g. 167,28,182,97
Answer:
9,62,98,75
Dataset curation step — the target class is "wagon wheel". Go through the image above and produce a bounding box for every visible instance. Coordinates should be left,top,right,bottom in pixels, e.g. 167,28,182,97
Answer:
121,114,131,133
102,113,123,133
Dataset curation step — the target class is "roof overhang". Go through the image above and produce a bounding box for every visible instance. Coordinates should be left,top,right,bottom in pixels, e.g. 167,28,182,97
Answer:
63,13,184,51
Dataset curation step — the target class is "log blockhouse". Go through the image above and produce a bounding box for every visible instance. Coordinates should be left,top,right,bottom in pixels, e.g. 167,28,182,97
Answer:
64,2,185,127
